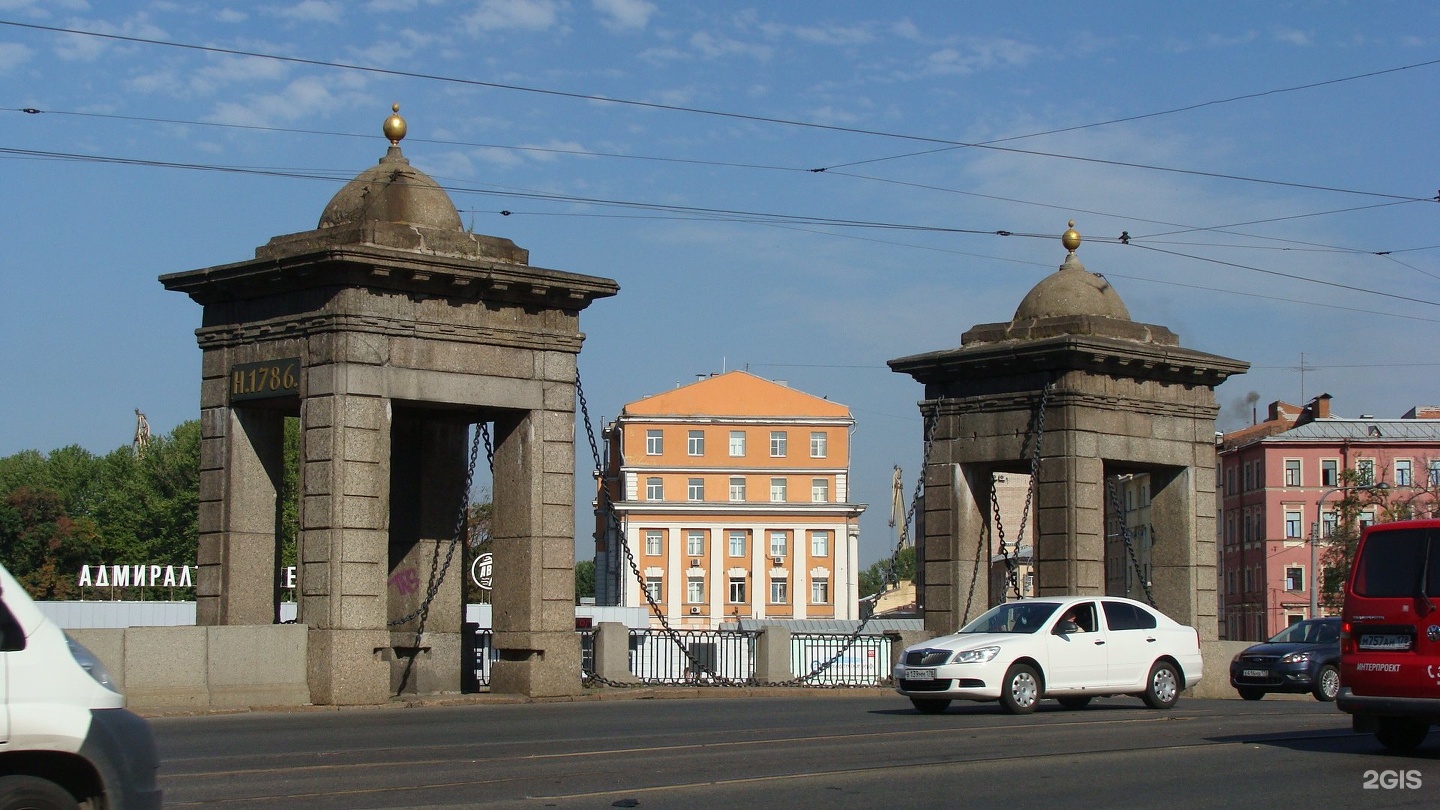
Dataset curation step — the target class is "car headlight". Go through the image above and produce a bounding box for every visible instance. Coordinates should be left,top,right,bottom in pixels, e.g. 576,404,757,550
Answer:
951,646,1000,664
1281,651,1311,665
66,634,118,692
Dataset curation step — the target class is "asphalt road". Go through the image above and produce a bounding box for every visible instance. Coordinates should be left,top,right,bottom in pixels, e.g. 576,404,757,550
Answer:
151,691,1440,809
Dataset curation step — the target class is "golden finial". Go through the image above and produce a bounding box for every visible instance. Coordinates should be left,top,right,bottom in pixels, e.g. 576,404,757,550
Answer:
383,103,407,146
1062,219,1081,253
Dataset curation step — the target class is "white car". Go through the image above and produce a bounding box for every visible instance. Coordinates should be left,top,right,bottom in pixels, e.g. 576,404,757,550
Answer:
894,595,1203,714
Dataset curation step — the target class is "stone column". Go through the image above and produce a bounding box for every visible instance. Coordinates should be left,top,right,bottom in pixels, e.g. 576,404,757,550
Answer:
1034,453,1106,595
489,373,581,697
921,459,988,635
300,368,392,706
1150,465,1218,640
196,404,283,626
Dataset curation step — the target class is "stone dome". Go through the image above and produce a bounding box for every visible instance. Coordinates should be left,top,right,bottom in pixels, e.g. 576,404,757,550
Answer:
317,145,464,232
1012,252,1130,322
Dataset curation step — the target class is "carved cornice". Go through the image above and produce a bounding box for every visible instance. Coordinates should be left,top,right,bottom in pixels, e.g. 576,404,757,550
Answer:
193,310,585,353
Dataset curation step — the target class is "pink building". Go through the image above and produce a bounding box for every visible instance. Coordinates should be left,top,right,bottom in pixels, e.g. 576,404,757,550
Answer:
1217,395,1440,640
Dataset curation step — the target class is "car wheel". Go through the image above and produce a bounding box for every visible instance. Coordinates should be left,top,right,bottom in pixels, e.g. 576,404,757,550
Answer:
1375,718,1430,753
910,697,951,715
1000,663,1041,714
1237,686,1265,701
1056,696,1092,710
0,775,79,810
1141,660,1180,710
1312,664,1340,702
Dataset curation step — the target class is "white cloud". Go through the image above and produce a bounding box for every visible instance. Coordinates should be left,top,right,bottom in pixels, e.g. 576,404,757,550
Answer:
215,9,247,23
269,1,344,24
594,0,654,31
923,37,1038,76
464,0,560,33
1274,27,1313,47
53,17,168,62
688,30,772,61
0,0,87,17
517,139,591,162
0,41,32,72
204,75,368,127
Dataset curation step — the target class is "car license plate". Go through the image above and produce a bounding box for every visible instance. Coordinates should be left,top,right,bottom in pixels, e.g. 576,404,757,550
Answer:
906,668,936,681
1359,634,1411,651
1242,669,1268,678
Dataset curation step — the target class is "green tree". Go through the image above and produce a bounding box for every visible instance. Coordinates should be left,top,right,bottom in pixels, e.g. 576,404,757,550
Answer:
574,559,595,603
859,545,916,598
1318,469,1393,609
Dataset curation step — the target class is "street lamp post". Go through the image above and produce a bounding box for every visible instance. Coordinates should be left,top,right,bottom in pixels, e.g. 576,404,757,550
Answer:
1312,483,1389,617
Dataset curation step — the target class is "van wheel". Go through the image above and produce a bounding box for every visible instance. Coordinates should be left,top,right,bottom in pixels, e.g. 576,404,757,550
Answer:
1237,687,1265,701
1000,663,1041,714
910,697,951,714
1312,665,1340,702
0,775,79,810
1142,661,1181,709
1375,718,1430,752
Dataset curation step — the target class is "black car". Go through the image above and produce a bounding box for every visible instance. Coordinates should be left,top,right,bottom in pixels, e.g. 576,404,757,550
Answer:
1229,617,1341,701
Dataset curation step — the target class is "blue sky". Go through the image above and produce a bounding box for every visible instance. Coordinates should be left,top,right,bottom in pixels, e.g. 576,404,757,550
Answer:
3,1,1439,567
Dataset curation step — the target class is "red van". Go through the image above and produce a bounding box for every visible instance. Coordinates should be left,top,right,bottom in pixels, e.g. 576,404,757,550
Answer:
1338,519,1440,752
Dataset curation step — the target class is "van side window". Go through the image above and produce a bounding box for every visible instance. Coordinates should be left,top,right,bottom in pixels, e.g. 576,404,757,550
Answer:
0,599,27,651
1353,528,1440,597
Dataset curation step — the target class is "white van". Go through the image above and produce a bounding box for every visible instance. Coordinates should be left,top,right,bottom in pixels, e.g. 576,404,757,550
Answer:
0,563,162,809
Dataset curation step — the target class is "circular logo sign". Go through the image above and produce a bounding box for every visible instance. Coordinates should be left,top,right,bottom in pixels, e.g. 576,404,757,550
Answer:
471,552,493,591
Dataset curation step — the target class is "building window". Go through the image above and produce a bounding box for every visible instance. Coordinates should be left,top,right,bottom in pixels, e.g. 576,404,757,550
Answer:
811,578,830,604
770,431,788,458
770,577,788,604
1321,510,1337,538
1284,459,1301,487
646,429,662,455
687,478,704,501
1285,567,1304,591
729,476,746,502
769,531,788,557
810,531,830,557
1396,459,1413,487
644,577,662,601
687,579,704,603
686,531,704,556
1357,458,1375,486
645,530,662,556
810,431,827,458
770,478,787,502
728,578,746,603
729,430,746,457
688,429,705,456
1430,460,1440,487
646,477,663,500
1225,467,1235,496
812,478,829,503
1285,510,1302,539
1321,459,1338,487
728,531,746,557
1360,510,1376,529
1242,463,1253,492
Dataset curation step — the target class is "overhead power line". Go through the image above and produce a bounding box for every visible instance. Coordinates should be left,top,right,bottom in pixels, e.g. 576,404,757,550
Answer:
1,19,1434,203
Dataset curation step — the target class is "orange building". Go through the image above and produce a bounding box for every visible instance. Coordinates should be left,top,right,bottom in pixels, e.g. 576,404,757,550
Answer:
593,371,866,628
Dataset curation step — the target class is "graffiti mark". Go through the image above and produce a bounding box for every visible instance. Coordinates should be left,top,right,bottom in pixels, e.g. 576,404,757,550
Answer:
389,567,420,596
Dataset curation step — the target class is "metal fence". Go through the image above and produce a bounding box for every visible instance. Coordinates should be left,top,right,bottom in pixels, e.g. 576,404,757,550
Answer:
629,629,759,683
790,633,891,686
465,626,891,690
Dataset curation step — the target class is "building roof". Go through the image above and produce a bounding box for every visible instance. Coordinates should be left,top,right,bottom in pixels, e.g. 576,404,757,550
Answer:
621,370,850,419
1261,418,1440,442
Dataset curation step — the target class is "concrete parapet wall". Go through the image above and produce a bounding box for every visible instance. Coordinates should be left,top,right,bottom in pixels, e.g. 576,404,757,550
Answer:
1189,640,1248,700
68,624,311,711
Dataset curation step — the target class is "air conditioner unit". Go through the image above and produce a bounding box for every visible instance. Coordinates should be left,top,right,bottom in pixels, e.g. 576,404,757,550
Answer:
689,606,702,615
772,557,783,566
689,559,701,567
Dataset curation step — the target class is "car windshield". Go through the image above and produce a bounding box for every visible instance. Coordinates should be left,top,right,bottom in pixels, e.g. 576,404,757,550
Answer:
958,601,1062,634
1267,619,1339,644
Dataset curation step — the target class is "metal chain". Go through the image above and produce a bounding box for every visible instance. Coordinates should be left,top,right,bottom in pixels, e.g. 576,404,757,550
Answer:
387,424,482,629
1003,380,1052,601
1106,476,1157,607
